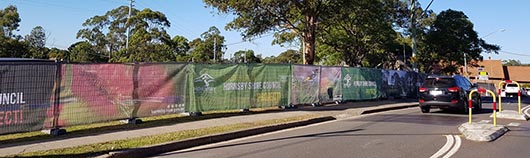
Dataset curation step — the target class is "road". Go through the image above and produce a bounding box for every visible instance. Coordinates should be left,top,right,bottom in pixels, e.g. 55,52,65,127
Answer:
154,101,530,158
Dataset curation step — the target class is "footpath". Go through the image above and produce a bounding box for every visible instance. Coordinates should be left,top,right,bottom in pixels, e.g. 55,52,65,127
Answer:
0,99,418,157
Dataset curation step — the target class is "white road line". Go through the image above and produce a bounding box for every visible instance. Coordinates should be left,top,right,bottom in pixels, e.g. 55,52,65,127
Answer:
523,105,530,116
443,135,461,158
430,135,454,158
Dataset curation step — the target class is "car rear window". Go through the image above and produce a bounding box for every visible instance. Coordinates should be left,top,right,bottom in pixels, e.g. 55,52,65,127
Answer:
506,84,518,87
423,78,456,88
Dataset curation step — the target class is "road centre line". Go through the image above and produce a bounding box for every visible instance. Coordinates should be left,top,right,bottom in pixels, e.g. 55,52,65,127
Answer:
443,135,461,158
430,135,461,158
430,135,453,158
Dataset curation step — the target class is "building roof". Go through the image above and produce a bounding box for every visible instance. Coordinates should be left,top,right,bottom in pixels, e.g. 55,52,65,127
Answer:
505,66,530,82
467,60,504,79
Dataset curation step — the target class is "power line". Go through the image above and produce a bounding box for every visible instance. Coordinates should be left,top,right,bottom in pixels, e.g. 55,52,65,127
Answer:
500,50,530,57
134,0,198,38
225,33,274,46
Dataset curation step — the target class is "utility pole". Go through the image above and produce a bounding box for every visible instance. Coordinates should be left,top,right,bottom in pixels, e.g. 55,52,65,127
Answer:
213,36,217,63
410,0,417,72
464,53,468,78
126,0,134,55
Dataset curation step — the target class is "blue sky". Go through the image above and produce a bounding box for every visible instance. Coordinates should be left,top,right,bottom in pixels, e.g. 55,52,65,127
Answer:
1,0,529,63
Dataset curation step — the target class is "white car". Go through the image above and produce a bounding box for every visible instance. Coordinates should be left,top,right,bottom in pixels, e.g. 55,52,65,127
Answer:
503,83,519,97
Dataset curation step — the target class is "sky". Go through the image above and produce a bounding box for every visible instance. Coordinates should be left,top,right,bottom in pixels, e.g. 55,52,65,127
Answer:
1,0,529,63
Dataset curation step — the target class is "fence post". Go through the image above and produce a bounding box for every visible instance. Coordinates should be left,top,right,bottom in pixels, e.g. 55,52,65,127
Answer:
128,62,143,124
49,61,66,136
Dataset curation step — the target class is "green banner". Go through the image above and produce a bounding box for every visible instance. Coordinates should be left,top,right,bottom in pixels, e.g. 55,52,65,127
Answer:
341,67,382,100
319,67,342,103
186,64,291,112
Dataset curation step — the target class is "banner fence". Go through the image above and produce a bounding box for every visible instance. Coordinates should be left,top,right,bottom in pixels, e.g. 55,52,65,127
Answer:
0,61,425,135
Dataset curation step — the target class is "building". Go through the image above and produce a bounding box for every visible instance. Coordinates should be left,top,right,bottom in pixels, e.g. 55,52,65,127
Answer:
464,60,530,86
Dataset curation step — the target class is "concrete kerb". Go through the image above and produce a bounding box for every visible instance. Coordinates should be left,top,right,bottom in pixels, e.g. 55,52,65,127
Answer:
97,103,418,158
97,116,336,158
490,110,530,121
458,121,509,142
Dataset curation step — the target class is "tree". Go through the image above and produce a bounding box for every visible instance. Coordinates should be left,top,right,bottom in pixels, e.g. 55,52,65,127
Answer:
189,26,225,63
0,5,28,58
77,6,173,62
204,0,338,65
0,5,21,38
232,50,261,63
503,59,523,66
318,0,404,67
418,9,500,74
262,49,302,64
171,35,191,62
25,26,48,59
67,41,107,62
48,48,69,61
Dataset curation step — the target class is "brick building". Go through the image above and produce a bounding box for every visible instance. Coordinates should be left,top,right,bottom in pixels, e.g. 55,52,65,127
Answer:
464,60,530,86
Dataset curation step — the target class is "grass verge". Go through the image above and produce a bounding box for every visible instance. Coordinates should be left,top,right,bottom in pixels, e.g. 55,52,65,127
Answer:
10,114,319,158
0,107,282,145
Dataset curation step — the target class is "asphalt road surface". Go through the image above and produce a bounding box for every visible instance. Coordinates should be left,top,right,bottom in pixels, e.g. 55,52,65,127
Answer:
154,101,530,158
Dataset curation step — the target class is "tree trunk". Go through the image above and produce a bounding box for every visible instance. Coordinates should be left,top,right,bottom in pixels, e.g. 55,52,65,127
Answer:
303,13,317,65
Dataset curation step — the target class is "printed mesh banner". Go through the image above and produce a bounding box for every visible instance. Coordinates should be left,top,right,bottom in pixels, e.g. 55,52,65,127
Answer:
134,63,187,117
0,63,56,135
291,65,320,105
186,64,291,112
319,67,342,103
57,63,188,126
341,67,382,100
382,70,421,98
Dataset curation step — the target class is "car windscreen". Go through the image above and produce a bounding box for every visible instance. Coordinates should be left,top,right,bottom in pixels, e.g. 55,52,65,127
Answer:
423,78,456,88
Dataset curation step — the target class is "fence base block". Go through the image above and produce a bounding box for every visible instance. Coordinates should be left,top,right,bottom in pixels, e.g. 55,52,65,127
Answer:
240,109,250,113
42,128,67,136
121,118,143,125
189,112,203,117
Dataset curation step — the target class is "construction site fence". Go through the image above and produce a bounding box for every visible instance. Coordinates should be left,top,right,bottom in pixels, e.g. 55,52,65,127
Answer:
0,62,425,135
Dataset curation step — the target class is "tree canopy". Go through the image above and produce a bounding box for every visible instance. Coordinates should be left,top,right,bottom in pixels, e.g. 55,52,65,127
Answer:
204,0,339,65
418,9,500,74
77,6,174,62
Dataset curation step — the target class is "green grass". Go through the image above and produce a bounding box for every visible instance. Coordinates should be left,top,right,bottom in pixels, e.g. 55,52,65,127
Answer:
12,114,319,158
0,107,282,145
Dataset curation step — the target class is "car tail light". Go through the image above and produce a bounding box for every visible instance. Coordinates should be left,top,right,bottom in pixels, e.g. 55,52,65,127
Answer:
451,100,459,104
448,87,459,92
419,87,427,93
419,99,425,103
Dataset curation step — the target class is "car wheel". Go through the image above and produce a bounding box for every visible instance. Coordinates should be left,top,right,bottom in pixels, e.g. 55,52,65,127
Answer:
420,106,430,113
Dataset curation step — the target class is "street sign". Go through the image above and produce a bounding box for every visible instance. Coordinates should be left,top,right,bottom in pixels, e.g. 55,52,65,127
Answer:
478,71,489,80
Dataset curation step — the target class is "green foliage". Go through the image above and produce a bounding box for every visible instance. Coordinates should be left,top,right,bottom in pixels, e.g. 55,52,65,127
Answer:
68,41,107,62
502,59,530,66
48,48,69,61
204,0,339,65
0,5,21,38
318,0,404,67
189,26,225,63
25,26,49,59
77,6,173,62
262,49,302,64
418,9,500,74
0,5,29,58
232,49,261,63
